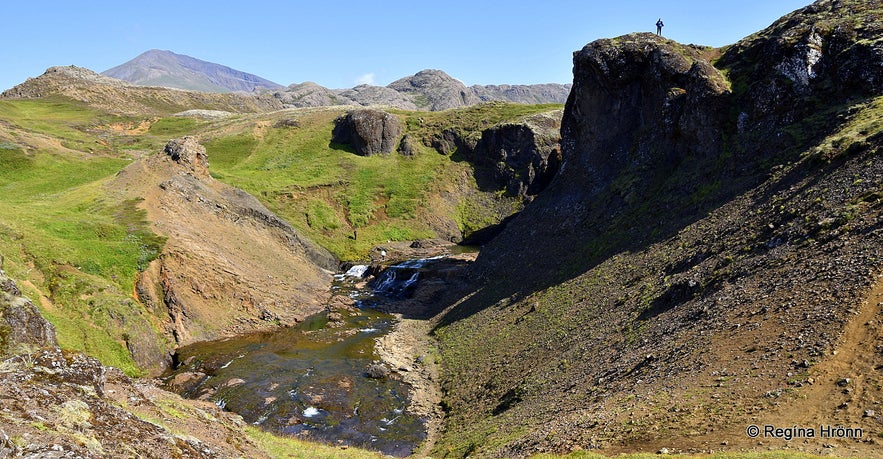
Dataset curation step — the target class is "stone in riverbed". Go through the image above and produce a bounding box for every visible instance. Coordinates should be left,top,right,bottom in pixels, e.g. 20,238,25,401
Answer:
365,361,390,379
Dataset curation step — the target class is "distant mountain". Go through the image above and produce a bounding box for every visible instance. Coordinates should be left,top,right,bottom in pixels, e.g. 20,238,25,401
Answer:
102,49,283,93
1,66,282,116
272,69,571,111
388,69,482,110
470,83,572,105
59,48,569,110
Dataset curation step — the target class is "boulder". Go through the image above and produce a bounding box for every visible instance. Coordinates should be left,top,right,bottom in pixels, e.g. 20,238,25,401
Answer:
0,270,57,356
331,109,402,156
164,136,210,178
397,134,417,156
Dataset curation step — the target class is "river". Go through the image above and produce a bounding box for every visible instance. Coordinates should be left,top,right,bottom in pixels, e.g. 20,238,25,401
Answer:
162,254,461,456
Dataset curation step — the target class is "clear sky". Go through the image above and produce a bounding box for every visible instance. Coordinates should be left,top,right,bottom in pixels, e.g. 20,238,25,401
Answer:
1,0,812,92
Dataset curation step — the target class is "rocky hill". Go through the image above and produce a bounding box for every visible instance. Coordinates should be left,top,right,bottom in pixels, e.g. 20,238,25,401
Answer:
272,69,571,111
114,137,336,373
103,49,284,93
470,83,572,105
8,58,568,114
1,65,283,116
430,0,883,457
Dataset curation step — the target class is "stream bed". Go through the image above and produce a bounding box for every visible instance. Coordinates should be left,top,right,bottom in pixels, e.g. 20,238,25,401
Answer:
162,256,454,456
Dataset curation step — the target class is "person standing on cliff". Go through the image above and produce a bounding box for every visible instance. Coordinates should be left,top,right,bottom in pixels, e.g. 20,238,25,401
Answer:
656,18,664,36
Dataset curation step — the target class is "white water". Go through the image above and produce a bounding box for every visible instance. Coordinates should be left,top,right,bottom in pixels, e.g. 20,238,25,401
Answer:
391,256,445,269
337,264,370,279
400,272,419,290
373,270,398,292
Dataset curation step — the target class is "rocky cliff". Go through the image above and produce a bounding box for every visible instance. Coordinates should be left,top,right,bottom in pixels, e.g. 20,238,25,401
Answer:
464,109,563,201
432,1,883,457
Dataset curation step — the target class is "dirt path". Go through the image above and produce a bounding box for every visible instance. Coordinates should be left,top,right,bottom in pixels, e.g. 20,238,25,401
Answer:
760,274,883,456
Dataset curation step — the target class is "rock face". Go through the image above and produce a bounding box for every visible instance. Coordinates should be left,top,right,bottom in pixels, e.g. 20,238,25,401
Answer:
561,34,730,198
467,109,563,200
331,109,403,156
163,136,210,178
716,0,883,146
432,2,883,456
0,270,56,355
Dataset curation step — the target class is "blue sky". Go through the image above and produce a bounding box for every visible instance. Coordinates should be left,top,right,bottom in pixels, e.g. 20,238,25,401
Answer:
2,0,811,92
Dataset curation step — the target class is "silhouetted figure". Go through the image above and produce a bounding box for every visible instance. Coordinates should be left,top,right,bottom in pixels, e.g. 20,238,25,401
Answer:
656,18,664,36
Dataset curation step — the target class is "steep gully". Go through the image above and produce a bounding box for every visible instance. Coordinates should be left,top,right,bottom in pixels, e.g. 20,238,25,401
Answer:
162,246,472,456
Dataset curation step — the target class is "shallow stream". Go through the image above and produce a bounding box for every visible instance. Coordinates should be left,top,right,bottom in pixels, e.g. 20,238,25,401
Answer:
163,256,451,456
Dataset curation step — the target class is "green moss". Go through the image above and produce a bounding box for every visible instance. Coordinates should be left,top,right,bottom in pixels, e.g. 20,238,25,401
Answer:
245,426,386,459
147,117,202,136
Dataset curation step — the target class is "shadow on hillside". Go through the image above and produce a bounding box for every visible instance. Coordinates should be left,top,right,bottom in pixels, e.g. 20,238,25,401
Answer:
423,109,867,331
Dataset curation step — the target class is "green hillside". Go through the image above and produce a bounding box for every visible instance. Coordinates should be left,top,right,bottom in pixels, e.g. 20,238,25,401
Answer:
0,94,561,374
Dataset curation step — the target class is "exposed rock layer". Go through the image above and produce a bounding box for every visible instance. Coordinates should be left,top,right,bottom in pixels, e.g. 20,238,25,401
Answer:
115,138,335,373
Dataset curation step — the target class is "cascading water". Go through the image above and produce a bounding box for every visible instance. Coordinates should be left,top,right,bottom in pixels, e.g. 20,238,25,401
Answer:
162,254,459,457
367,255,445,299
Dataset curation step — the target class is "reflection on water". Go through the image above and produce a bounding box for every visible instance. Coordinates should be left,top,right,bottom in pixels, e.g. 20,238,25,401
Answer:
165,292,425,456
164,255,465,456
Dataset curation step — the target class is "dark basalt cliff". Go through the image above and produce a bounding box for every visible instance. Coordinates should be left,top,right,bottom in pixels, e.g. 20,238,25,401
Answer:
433,1,883,457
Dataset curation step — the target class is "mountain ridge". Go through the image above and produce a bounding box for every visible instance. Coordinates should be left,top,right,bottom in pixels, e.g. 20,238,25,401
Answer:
100,49,571,110
102,49,284,93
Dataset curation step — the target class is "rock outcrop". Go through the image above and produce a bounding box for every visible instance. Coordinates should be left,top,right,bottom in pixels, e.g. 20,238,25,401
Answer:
467,109,563,201
0,270,56,356
112,137,336,372
163,136,210,178
470,83,572,104
331,109,403,156
272,81,345,107
716,0,883,149
335,84,419,110
559,34,730,197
